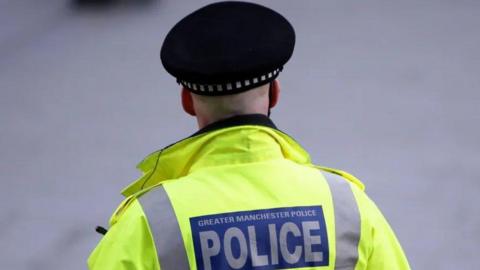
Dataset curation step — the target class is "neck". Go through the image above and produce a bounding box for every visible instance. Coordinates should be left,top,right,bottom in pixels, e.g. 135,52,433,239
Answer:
192,114,277,137
196,111,269,129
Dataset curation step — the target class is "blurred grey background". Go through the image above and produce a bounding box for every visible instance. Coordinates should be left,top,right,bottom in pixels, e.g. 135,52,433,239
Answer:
1,0,479,269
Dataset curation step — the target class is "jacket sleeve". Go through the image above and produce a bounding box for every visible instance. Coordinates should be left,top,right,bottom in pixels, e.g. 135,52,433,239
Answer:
351,185,411,270
88,199,160,270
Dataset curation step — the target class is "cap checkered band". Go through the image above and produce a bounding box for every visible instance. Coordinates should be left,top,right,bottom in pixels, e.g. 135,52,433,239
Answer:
178,68,282,96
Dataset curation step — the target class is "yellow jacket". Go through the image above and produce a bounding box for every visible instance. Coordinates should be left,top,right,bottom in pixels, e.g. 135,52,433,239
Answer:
88,114,410,270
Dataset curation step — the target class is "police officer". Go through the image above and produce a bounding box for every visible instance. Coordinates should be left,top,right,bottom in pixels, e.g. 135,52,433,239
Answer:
88,2,410,270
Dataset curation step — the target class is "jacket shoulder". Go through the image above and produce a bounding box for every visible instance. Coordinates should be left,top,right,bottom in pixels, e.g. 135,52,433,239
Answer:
110,181,168,225
315,165,365,191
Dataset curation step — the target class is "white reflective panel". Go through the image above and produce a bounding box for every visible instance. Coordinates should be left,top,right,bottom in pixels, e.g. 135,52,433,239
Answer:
322,171,360,270
139,186,190,270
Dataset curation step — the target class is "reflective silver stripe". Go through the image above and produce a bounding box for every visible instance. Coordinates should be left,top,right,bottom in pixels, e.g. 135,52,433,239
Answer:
139,186,189,270
322,171,360,270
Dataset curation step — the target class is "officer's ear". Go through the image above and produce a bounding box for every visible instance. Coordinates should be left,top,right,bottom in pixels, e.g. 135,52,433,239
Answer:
181,88,196,116
269,80,280,108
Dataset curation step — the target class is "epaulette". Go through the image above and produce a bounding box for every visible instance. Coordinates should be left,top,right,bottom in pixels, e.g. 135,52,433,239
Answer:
110,181,168,225
315,165,365,191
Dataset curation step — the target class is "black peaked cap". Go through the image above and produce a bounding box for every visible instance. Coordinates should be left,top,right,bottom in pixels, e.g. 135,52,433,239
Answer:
160,1,295,96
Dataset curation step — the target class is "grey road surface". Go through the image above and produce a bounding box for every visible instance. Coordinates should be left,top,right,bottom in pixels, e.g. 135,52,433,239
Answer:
1,0,479,269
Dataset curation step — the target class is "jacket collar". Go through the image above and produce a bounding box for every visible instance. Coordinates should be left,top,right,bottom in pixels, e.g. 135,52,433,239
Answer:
121,114,311,197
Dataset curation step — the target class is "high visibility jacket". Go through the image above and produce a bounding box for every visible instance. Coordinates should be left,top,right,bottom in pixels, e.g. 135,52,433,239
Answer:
88,114,410,270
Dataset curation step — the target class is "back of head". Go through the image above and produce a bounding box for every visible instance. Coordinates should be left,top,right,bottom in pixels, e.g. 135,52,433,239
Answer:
191,84,270,123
